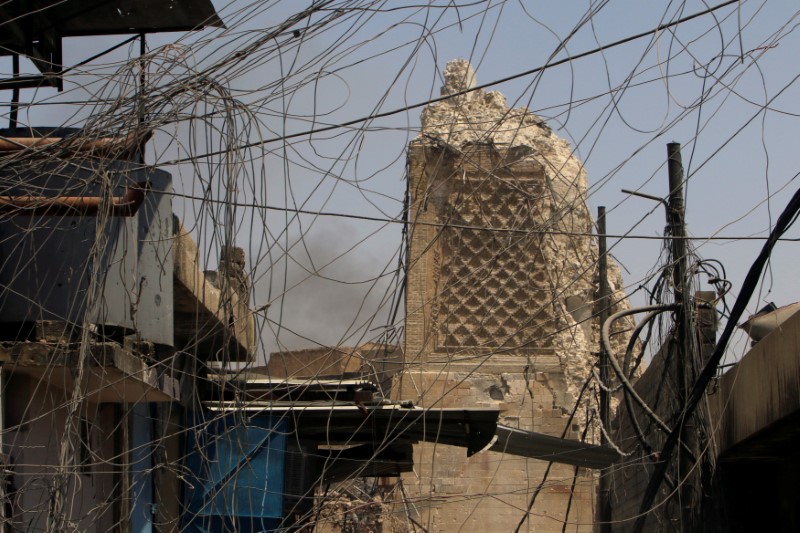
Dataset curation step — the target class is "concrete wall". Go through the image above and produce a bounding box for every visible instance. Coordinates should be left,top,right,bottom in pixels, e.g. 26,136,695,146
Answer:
4,372,184,532
5,374,118,532
710,306,800,455
706,306,800,532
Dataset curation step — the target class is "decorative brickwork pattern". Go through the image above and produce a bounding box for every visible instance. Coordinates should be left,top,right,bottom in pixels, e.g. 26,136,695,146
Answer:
435,174,554,352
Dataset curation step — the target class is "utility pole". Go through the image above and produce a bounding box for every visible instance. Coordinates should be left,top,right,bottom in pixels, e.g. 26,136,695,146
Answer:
597,206,611,533
667,142,689,403
667,143,696,529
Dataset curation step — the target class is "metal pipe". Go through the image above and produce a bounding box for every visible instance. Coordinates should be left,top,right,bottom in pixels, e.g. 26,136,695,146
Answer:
622,310,661,378
0,131,149,155
601,304,681,438
0,75,59,91
598,206,610,437
667,142,698,529
621,188,669,212
597,206,612,533
0,182,150,217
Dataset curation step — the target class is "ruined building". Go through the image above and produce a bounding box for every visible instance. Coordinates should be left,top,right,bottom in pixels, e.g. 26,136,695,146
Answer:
395,59,633,531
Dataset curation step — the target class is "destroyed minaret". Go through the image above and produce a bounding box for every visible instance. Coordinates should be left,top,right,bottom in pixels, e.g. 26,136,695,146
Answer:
397,59,632,532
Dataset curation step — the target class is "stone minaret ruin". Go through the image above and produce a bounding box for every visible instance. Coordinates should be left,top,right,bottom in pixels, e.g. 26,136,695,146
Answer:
397,59,632,531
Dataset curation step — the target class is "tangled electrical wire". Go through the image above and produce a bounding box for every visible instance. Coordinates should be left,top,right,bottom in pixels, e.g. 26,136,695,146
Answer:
0,1,798,531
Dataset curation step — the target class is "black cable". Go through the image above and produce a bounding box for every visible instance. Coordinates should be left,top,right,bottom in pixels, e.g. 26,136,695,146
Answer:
9,54,19,129
162,0,740,164
633,183,800,532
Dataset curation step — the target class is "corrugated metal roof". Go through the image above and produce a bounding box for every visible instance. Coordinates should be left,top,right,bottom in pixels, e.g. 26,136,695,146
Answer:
1,0,222,45
205,401,409,412
491,425,620,469
204,400,620,468
206,401,500,457
0,0,223,83
208,375,375,388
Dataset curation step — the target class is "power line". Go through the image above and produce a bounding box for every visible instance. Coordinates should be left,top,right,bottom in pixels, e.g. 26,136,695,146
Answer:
168,189,800,241
161,0,740,165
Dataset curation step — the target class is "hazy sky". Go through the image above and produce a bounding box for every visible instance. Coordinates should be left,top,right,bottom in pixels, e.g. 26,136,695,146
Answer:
4,0,800,363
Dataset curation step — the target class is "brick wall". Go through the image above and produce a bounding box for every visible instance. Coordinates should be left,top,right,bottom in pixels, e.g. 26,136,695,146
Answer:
397,140,600,532
607,341,684,532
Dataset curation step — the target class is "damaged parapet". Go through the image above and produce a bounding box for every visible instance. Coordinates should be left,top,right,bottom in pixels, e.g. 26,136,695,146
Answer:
204,245,252,306
397,59,634,532
174,222,256,362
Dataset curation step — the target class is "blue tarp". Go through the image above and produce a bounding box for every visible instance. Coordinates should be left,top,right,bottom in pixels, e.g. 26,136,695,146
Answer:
183,412,288,533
